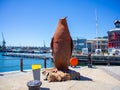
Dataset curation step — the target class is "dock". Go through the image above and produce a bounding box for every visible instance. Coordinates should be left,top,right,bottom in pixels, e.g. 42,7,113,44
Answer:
2,53,52,59
2,52,120,65
72,54,120,65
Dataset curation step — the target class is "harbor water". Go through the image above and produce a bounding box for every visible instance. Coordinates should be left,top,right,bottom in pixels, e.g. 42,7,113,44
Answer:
0,52,53,72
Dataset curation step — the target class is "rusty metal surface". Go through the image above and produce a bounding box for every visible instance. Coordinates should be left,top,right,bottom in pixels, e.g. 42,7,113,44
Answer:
51,18,73,70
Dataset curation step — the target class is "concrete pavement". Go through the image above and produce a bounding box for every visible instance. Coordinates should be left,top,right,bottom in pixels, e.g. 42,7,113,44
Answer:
0,66,120,90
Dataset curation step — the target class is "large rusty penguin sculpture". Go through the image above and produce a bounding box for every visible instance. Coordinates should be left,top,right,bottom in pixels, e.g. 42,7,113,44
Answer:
42,18,80,82
51,17,73,70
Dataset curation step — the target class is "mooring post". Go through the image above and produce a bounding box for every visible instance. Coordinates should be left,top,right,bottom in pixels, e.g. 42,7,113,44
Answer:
44,58,46,68
88,52,92,68
20,58,23,72
107,56,110,66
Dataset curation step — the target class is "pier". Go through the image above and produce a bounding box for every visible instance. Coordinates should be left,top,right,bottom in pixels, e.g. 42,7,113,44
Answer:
3,53,52,59
3,52,120,65
72,54,120,65
1,53,53,72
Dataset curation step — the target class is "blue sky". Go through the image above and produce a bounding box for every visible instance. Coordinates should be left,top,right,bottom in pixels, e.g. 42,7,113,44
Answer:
0,0,120,47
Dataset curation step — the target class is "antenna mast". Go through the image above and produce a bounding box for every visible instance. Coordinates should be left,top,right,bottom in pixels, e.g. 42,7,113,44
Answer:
95,9,98,49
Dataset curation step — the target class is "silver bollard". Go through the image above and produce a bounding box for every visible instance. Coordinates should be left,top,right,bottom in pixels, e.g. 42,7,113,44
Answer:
33,69,40,80
32,64,41,80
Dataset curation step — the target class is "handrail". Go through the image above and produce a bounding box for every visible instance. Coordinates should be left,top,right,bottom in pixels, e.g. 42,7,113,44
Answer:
0,55,120,72
0,57,50,72
0,58,20,60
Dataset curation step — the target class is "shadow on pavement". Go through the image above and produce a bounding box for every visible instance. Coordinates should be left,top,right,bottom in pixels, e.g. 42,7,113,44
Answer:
40,87,50,90
0,74,4,76
80,75,93,81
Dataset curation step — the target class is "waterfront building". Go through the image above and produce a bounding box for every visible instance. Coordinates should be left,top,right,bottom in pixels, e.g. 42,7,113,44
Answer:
73,38,86,52
72,37,108,53
86,36,108,52
108,20,120,49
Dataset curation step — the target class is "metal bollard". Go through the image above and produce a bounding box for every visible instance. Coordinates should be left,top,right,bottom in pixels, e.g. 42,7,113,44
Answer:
107,56,110,66
20,58,23,72
32,64,41,80
88,53,92,68
44,58,46,68
107,59,110,66
27,80,42,90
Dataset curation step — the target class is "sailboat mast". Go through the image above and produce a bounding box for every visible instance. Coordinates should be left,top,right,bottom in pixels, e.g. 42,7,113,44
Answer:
1,32,6,51
44,40,46,49
1,32,6,46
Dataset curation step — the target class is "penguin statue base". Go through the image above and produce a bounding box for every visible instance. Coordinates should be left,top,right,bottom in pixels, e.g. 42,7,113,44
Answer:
42,68,80,82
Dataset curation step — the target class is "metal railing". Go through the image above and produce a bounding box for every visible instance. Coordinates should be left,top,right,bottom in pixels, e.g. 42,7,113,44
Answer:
0,55,120,72
0,57,52,72
73,54,120,65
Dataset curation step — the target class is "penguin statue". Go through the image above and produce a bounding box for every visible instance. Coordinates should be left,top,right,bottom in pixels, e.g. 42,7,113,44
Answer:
51,17,73,70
